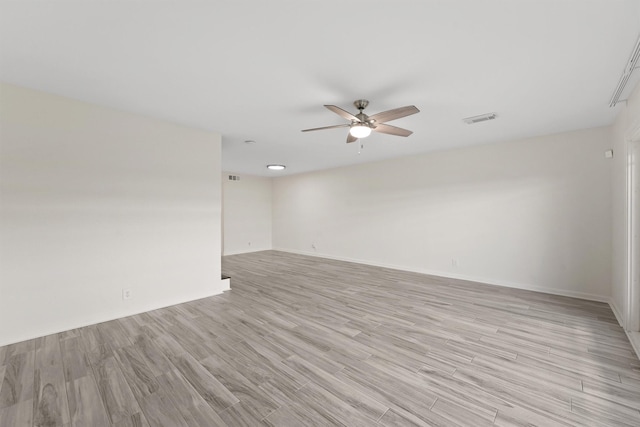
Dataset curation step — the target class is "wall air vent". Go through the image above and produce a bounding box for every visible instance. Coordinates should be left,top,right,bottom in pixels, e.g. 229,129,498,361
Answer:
610,33,640,107
463,112,497,124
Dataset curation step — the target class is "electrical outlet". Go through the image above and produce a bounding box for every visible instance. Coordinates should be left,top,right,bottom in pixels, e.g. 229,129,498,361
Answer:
122,289,131,300
311,243,316,250
451,259,458,268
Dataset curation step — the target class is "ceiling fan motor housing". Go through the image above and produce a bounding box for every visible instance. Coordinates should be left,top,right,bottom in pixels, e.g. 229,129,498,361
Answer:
355,112,372,127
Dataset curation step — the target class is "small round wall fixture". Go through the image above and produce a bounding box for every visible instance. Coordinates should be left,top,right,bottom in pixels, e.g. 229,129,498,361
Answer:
267,164,286,171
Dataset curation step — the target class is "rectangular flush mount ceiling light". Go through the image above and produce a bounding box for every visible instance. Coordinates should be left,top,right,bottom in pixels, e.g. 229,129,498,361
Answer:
463,112,498,124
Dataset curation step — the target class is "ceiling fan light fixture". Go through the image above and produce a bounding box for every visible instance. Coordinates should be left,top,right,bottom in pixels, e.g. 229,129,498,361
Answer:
349,124,372,139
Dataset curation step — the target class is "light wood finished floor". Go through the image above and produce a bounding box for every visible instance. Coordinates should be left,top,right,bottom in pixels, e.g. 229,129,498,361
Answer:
1,251,640,426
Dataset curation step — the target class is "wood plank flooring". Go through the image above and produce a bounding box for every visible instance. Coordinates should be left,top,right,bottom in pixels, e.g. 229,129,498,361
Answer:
1,250,639,426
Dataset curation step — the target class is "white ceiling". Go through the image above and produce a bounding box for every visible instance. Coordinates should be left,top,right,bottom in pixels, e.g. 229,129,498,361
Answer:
1,1,639,176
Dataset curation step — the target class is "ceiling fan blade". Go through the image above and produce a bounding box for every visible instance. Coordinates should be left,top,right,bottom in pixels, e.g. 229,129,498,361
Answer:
346,133,358,143
325,105,358,121
301,124,351,132
373,123,413,137
368,105,419,124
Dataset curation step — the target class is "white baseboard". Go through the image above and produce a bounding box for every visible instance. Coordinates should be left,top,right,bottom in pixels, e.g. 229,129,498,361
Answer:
272,247,611,303
628,332,640,361
0,285,229,348
223,247,273,256
609,299,625,327
610,299,640,361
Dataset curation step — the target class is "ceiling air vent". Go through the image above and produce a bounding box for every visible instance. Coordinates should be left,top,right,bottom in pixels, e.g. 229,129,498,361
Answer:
610,33,640,107
463,112,497,124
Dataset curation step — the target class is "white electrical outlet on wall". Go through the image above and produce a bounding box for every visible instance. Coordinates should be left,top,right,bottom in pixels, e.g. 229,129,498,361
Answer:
122,289,131,300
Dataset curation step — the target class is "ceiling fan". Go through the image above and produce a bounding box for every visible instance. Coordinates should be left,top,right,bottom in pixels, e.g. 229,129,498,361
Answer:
302,99,420,143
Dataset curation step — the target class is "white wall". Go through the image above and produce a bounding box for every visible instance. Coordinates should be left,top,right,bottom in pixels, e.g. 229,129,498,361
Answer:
0,83,225,346
222,172,272,255
273,127,612,301
611,82,640,322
